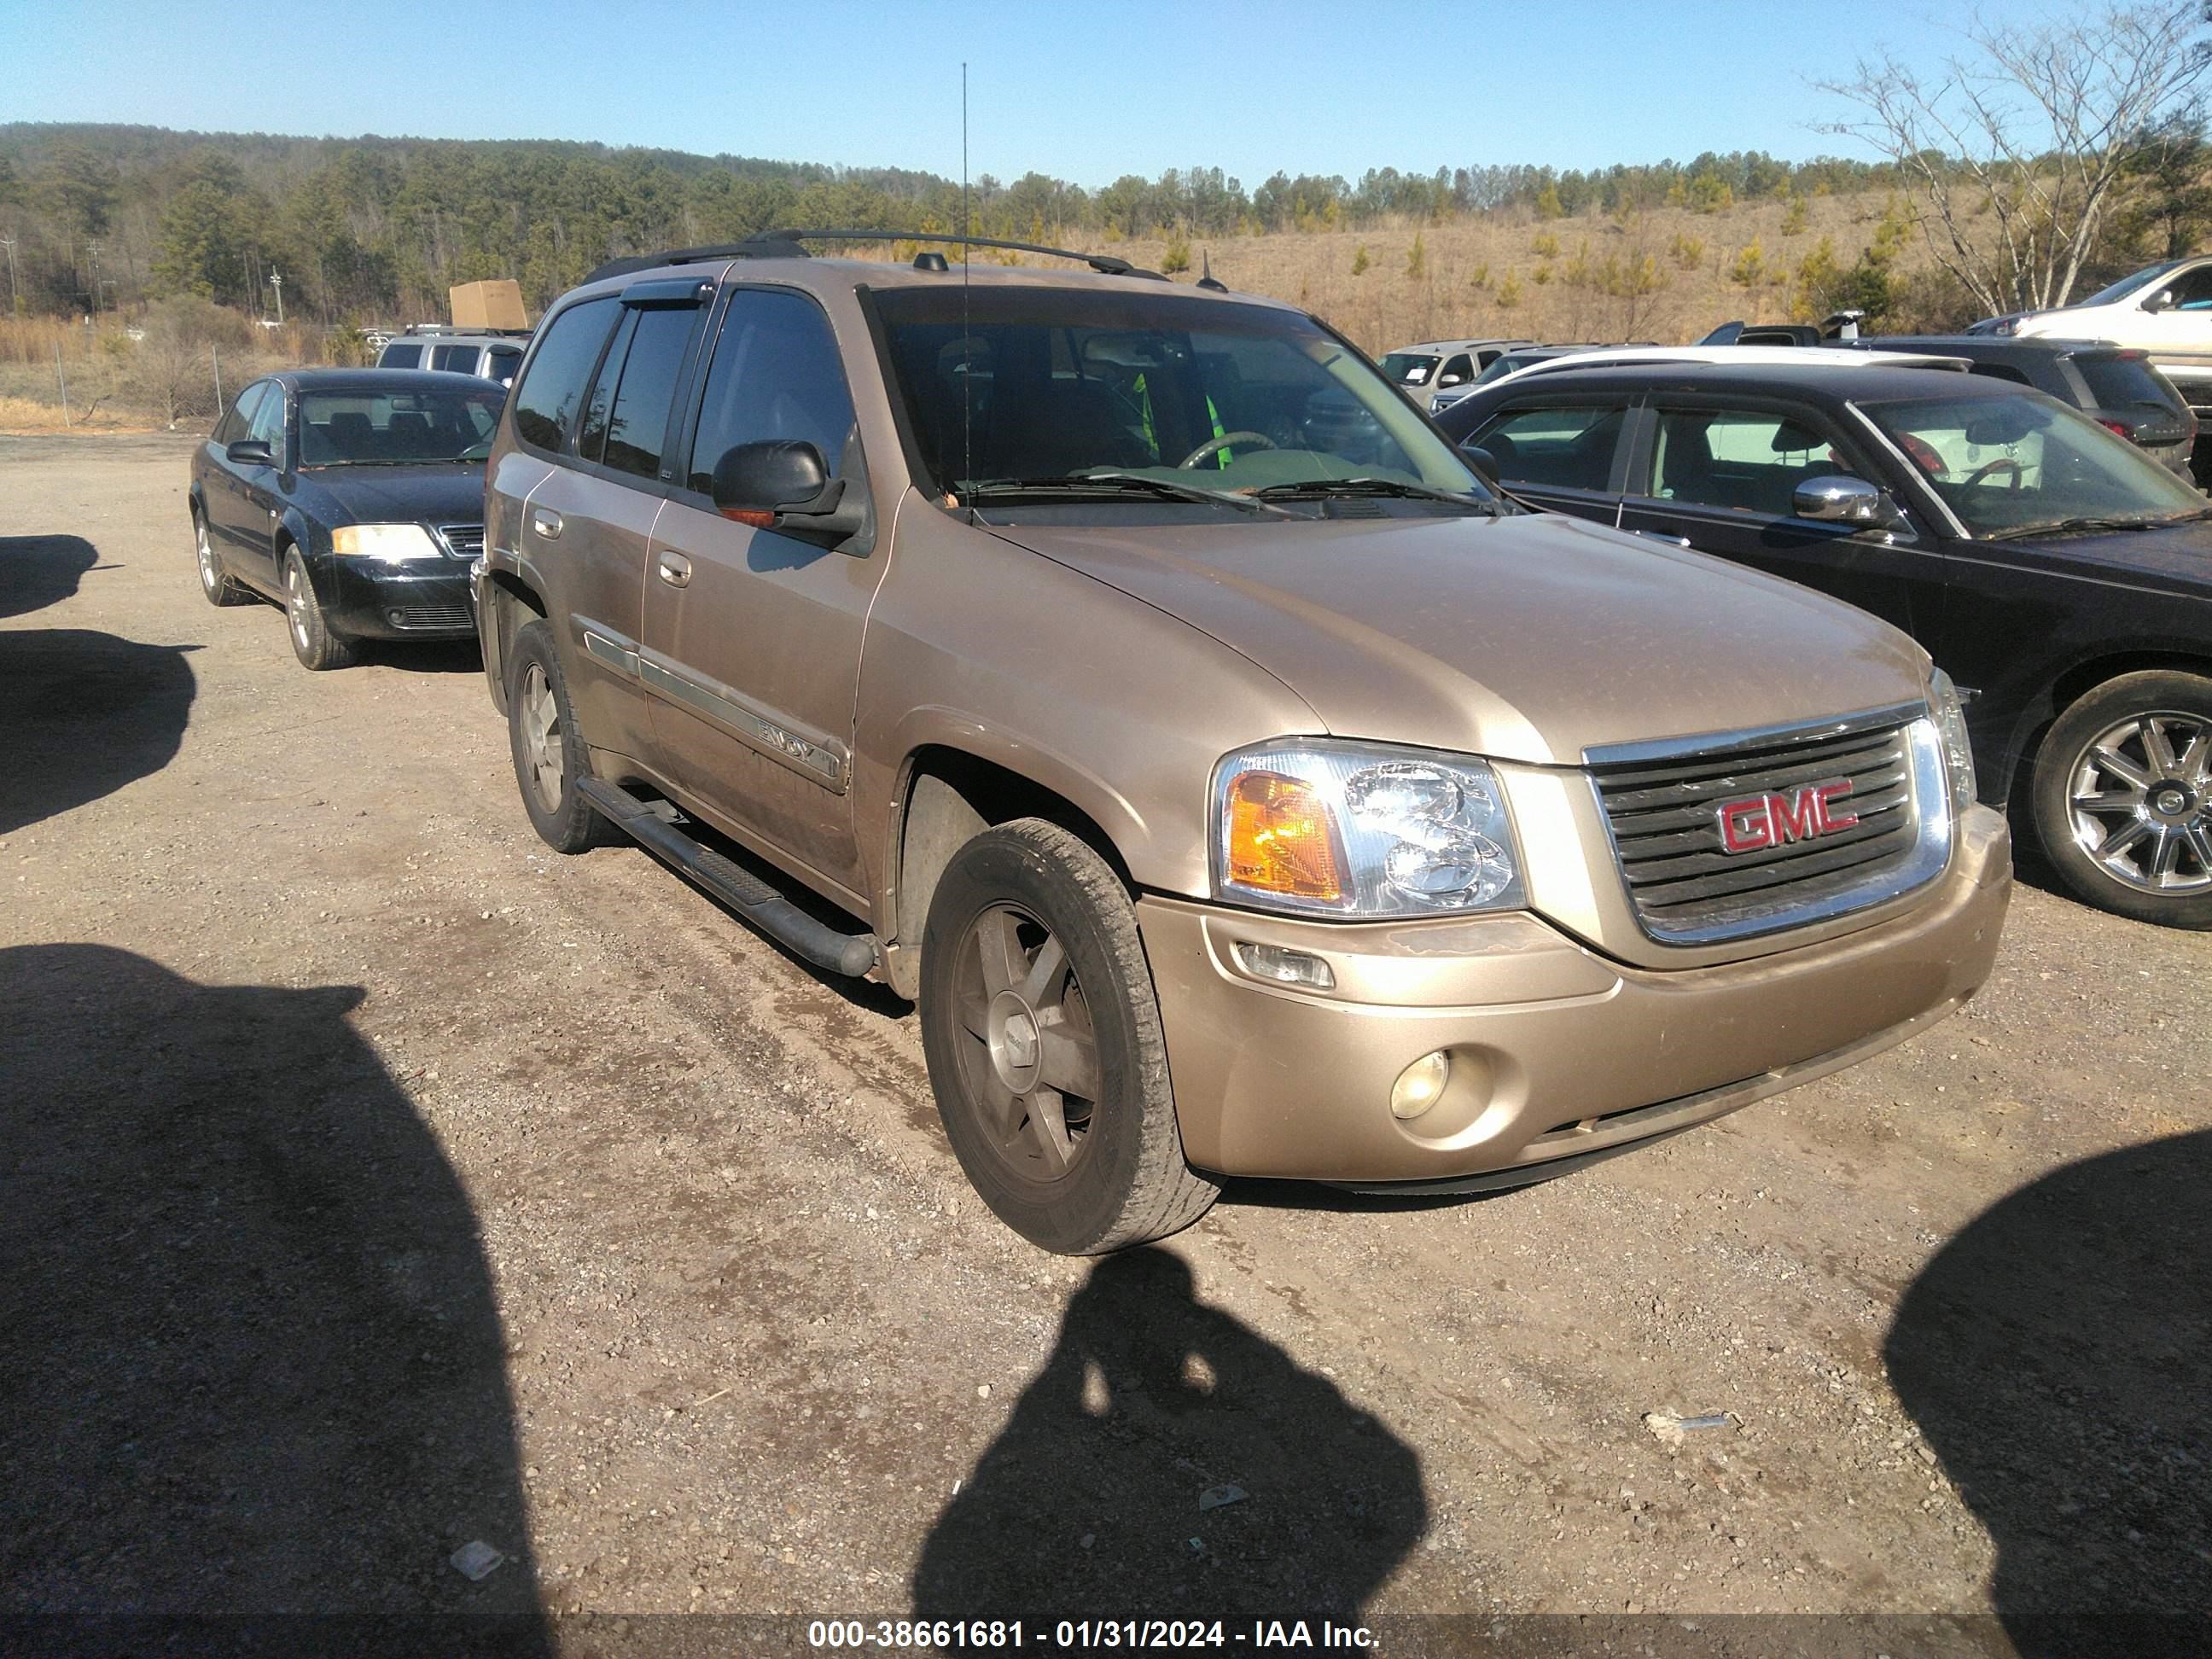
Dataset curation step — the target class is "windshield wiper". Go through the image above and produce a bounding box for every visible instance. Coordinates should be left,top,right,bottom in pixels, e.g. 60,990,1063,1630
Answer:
1986,508,2212,540
1249,477,1501,513
962,474,1289,516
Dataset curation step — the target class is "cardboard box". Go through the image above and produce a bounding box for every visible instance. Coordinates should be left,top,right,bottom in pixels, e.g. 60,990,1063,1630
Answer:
450,279,527,331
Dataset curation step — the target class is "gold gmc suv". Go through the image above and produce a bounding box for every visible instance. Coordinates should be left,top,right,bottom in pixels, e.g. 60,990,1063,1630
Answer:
471,233,2011,1254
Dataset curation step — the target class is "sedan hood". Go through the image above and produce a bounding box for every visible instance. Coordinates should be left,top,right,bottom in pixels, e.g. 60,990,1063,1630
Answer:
303,465,486,526
993,512,1933,765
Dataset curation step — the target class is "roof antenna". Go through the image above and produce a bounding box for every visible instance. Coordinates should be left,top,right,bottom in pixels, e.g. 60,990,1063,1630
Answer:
1196,250,1227,292
959,61,975,519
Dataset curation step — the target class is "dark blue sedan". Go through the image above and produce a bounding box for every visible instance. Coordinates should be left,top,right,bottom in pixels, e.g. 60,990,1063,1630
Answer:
188,369,504,669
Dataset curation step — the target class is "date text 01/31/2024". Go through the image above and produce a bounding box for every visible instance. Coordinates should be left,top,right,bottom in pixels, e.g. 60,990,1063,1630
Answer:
806,1620,1378,1650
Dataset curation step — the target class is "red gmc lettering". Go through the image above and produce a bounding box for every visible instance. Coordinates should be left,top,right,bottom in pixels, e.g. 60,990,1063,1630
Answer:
1715,778,1859,854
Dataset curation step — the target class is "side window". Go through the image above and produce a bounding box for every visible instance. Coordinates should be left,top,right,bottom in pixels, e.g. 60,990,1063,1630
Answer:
486,346,523,385
686,289,859,494
216,381,267,445
247,384,288,459
1968,363,2033,387
431,343,480,373
577,311,637,464
510,296,620,453
602,306,701,479
381,343,422,369
1648,407,1842,517
1438,352,1476,388
1468,403,1627,491
2161,265,2212,310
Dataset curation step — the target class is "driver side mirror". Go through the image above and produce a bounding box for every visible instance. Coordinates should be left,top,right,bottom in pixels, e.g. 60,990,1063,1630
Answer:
225,439,275,468
1463,445,1502,487
2143,288,2175,314
1793,474,1895,526
710,440,869,551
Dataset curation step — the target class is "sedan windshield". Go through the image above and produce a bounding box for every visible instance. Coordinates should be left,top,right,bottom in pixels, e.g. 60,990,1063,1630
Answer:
2077,260,2188,309
873,286,1489,509
299,386,505,467
1860,393,2207,538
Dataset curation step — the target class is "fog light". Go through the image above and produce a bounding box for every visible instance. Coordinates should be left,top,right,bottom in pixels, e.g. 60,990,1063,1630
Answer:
1233,941,1335,989
1390,1050,1452,1120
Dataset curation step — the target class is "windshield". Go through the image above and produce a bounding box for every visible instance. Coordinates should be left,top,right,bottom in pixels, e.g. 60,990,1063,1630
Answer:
2077,261,2188,309
1380,352,1440,387
1861,393,2205,537
873,286,1488,506
300,387,504,466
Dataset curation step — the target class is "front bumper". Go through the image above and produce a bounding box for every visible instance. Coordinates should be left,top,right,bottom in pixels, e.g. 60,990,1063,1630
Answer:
320,556,479,640
1139,805,2010,1185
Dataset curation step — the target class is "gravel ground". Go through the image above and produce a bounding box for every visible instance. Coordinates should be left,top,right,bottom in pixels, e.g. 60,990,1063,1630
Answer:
2,434,2206,1653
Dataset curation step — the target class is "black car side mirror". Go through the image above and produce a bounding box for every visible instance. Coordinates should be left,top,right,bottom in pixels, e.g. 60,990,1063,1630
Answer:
711,440,868,550
1463,445,1502,486
226,439,275,467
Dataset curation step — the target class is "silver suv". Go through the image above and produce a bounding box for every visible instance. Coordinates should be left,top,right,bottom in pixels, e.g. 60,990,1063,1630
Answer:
378,325,531,387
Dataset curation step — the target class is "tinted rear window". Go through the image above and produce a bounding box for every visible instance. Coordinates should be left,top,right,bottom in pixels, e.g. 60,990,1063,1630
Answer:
431,344,481,373
511,298,619,452
380,344,422,369
2074,354,2179,413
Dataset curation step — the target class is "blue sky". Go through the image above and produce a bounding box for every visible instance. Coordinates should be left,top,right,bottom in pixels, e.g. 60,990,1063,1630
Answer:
3,0,1964,184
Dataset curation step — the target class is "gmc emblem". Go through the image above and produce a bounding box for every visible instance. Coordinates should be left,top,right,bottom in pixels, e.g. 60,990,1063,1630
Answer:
1717,778,1859,854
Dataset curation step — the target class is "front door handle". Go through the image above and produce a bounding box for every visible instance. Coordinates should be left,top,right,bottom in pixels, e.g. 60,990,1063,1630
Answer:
531,508,563,540
657,551,692,588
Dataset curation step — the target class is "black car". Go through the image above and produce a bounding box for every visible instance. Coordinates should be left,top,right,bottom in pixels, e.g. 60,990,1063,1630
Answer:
1840,335,2199,483
1441,361,2212,928
188,370,504,669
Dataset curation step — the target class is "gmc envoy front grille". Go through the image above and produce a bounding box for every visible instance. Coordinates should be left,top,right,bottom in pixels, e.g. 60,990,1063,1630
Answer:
1586,704,1953,946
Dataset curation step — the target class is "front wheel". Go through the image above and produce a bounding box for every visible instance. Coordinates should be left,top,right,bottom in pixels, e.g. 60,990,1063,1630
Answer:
283,549,354,670
919,818,1218,1254
2031,669,2212,928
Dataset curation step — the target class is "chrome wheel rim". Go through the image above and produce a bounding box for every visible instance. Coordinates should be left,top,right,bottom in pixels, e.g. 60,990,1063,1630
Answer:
287,563,311,649
195,518,218,591
2067,709,2212,894
518,662,566,814
950,904,1102,1185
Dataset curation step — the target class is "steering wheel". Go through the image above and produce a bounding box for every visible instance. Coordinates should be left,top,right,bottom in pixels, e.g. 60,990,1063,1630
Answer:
1961,457,2024,489
1178,431,1276,469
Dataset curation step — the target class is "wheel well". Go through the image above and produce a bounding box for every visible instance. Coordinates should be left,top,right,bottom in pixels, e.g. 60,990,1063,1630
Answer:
2046,650,2212,715
893,748,1135,991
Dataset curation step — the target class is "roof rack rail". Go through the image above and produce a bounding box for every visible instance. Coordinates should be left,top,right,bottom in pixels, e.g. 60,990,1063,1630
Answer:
584,229,1167,287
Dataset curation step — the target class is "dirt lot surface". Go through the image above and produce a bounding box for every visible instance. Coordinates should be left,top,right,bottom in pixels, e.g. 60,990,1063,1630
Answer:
3,434,2207,1652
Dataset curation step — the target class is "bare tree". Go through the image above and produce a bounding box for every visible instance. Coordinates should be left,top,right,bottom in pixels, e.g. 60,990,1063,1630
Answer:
1819,3,2212,316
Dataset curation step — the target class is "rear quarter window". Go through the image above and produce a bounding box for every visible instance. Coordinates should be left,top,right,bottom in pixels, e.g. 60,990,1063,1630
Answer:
510,298,620,454
2073,354,2180,412
379,344,422,370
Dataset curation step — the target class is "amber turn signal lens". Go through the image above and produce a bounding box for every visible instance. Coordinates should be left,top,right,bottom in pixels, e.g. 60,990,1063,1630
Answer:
1225,771,1344,901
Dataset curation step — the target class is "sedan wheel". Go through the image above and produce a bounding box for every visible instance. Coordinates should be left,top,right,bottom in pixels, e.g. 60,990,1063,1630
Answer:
2034,669,2212,928
2064,710,2212,894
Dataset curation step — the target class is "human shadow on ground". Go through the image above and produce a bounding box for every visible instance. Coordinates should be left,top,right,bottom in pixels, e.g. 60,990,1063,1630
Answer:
0,627,197,836
1885,1130,2210,1657
0,945,546,1651
0,533,102,620
911,1248,1427,1622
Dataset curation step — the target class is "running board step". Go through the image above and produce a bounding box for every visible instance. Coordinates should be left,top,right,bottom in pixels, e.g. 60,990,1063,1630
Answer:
576,777,879,978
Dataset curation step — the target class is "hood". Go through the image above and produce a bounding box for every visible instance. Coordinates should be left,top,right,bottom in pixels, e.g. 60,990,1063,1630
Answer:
991,512,1934,765
300,464,487,527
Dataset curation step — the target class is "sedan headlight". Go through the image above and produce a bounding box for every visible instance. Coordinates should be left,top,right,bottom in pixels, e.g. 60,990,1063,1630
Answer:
1928,667,1977,807
1212,739,1526,917
331,523,440,562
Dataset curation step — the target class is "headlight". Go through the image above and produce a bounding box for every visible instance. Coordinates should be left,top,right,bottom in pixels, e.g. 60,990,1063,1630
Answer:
331,523,439,562
1212,739,1525,917
1928,667,1977,806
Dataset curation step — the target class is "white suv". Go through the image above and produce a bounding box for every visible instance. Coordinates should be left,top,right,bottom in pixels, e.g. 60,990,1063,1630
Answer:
1976,259,2212,413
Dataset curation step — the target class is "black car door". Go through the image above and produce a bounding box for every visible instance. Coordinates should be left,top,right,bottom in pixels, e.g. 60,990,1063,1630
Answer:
1458,393,1637,525
1617,397,1939,637
204,381,269,557
230,384,291,585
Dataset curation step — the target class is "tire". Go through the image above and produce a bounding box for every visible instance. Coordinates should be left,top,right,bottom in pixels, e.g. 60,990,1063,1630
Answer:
2031,668,2212,928
919,818,1218,1254
193,509,248,607
282,547,355,671
505,619,616,854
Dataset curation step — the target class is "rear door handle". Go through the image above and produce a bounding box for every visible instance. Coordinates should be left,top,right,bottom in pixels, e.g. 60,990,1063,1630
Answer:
531,508,562,540
657,551,692,588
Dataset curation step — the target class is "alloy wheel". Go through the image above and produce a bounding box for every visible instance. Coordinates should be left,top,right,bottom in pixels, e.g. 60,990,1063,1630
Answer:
287,563,311,649
948,903,1102,1185
195,518,218,593
518,661,566,814
2066,709,2212,894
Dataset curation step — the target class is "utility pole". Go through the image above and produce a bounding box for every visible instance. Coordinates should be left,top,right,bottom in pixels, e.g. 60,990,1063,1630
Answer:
0,236,18,316
271,269,284,326
86,242,101,318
